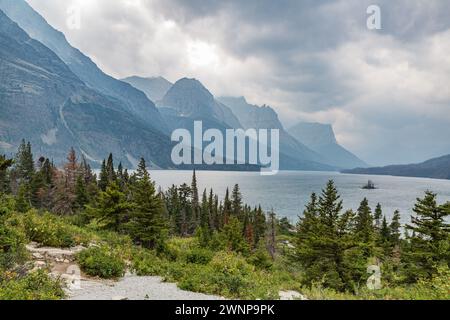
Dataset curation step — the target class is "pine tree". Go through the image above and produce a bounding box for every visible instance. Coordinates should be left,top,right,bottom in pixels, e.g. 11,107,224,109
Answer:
128,158,168,250
253,205,266,246
380,216,390,243
231,184,242,219
178,183,191,236
105,153,117,184
15,183,31,212
190,170,199,230
165,185,181,234
223,188,231,225
98,160,108,191
374,203,383,230
267,209,277,260
87,182,131,232
404,191,450,281
15,140,34,183
0,155,13,194
74,175,89,212
389,210,402,246
355,198,376,258
220,216,249,254
295,181,363,292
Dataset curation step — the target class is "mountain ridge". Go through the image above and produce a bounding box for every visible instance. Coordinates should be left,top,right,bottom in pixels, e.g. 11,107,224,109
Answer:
0,0,168,134
342,154,450,180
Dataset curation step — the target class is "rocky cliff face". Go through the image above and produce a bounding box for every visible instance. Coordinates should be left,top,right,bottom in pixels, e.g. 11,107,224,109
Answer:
288,122,368,169
218,97,335,170
0,0,168,134
161,78,241,129
0,9,173,168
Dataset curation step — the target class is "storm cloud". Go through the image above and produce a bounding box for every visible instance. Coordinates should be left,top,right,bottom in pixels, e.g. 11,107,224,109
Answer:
26,0,450,165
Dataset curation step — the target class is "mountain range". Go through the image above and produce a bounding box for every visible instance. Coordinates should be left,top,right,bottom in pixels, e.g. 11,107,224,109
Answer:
343,154,450,180
0,0,366,171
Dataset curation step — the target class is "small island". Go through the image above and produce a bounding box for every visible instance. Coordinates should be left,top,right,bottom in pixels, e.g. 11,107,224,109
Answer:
362,180,377,190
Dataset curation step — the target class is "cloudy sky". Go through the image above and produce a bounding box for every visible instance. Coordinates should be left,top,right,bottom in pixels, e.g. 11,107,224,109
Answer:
26,0,450,165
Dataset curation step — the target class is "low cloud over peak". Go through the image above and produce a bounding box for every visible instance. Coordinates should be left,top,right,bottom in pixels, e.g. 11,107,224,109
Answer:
26,0,450,165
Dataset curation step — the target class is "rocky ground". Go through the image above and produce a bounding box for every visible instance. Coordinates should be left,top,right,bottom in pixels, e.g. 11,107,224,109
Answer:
27,243,305,301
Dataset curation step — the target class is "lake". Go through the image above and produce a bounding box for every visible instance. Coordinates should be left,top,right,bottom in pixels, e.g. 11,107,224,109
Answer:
150,170,450,224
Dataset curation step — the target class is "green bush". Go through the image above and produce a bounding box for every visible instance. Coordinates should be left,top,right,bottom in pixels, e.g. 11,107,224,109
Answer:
0,270,64,300
131,249,165,276
77,246,126,279
22,211,92,247
248,242,273,270
0,215,28,270
0,195,15,216
185,248,214,265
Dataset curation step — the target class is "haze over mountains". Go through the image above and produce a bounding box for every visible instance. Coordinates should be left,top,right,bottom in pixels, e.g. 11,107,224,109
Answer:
0,8,173,169
1,0,368,171
121,76,173,103
343,154,450,180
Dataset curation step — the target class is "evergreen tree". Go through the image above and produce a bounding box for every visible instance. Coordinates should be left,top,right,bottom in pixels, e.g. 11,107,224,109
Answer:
220,216,249,254
98,160,108,191
231,184,242,219
389,210,402,246
190,170,199,230
404,191,450,281
128,158,168,250
178,183,191,236
374,203,383,230
15,140,34,183
355,198,376,258
0,155,13,194
223,188,231,225
87,182,131,232
295,181,363,292
15,183,31,213
267,209,277,260
74,175,89,212
253,205,266,246
105,153,117,184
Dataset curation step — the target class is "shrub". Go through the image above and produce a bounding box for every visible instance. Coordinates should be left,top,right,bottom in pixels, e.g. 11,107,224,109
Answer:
0,195,15,216
22,211,92,247
248,242,273,270
131,249,165,276
0,215,28,270
76,246,126,279
185,248,214,265
0,270,64,300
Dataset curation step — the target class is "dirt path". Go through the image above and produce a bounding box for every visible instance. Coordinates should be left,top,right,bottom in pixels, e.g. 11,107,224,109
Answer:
66,274,223,300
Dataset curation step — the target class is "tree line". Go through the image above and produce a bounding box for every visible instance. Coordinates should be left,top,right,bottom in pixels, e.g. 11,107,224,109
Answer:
1,141,449,292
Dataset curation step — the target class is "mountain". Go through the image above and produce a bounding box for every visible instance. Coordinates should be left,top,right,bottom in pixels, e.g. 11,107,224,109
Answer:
121,76,173,103
218,97,336,170
0,0,167,134
288,122,368,169
0,9,173,168
160,78,242,129
342,154,450,180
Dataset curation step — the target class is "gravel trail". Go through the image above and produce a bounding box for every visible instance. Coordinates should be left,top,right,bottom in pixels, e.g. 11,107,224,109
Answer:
67,274,224,300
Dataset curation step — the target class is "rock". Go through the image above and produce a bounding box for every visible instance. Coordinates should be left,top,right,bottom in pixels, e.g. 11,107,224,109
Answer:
63,259,70,264
279,290,307,301
32,252,44,260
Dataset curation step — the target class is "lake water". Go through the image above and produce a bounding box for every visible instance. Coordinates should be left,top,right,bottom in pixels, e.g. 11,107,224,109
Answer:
150,170,450,224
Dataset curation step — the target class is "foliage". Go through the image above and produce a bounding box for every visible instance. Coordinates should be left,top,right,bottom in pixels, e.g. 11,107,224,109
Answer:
76,246,126,279
0,270,64,300
21,210,92,247
0,214,28,270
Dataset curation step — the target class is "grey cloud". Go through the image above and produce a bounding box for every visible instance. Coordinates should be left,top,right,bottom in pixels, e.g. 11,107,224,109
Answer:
25,0,450,165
